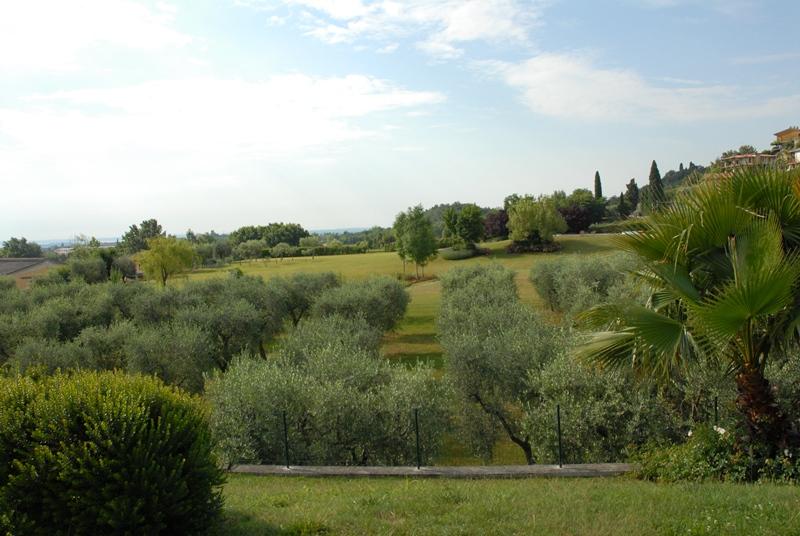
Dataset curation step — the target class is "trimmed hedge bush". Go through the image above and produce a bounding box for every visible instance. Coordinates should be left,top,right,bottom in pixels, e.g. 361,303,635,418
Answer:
587,218,648,234
0,371,224,535
439,247,489,261
439,247,477,261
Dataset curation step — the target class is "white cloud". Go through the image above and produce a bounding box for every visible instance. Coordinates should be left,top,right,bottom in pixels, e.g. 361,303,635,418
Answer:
376,42,400,54
488,52,800,122
0,0,190,71
254,0,541,59
0,75,444,210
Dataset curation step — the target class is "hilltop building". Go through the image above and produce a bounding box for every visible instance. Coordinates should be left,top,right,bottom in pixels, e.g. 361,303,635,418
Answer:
773,127,800,150
718,152,777,170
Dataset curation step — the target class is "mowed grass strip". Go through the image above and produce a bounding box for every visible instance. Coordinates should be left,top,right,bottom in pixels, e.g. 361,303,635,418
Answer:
220,474,800,535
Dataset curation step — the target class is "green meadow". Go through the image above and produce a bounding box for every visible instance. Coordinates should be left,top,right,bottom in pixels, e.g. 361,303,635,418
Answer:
187,234,618,370
220,474,800,536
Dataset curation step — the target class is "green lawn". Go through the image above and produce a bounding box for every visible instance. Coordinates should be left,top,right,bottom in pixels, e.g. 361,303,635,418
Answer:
219,474,800,535
186,234,619,370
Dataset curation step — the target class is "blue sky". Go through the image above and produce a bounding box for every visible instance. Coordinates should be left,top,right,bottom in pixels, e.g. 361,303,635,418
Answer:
1,0,799,240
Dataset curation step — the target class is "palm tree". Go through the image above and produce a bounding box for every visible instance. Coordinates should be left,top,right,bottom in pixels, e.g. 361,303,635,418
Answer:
577,167,800,450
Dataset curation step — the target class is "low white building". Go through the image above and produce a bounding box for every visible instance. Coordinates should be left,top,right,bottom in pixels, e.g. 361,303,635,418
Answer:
790,148,800,170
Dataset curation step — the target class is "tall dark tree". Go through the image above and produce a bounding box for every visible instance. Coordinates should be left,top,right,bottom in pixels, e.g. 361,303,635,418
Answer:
484,209,509,239
648,160,665,206
625,178,639,210
120,219,164,254
594,171,603,199
1,237,42,258
617,191,630,218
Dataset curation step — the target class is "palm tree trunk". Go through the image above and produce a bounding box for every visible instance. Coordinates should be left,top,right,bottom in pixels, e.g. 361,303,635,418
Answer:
735,365,788,450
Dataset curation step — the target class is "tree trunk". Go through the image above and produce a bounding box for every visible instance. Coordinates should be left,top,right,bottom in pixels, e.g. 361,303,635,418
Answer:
735,365,788,451
473,393,535,464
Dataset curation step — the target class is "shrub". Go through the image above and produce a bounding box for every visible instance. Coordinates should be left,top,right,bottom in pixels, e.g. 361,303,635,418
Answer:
0,277,15,292
440,247,480,261
588,218,648,234
68,256,108,284
312,276,409,332
0,371,224,534
635,423,800,484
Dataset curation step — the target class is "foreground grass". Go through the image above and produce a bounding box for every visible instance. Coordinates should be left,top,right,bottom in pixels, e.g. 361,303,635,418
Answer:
220,475,800,535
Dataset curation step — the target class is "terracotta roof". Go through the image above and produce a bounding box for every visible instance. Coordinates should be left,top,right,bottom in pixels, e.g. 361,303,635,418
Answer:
774,127,800,136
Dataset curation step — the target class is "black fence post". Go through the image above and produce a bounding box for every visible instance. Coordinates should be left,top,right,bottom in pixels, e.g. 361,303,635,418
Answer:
714,397,719,426
282,410,290,469
414,408,422,469
556,404,563,468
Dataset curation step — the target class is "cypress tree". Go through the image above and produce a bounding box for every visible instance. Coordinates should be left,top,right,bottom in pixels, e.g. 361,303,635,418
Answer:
618,191,629,218
594,171,603,199
648,160,665,205
625,178,639,210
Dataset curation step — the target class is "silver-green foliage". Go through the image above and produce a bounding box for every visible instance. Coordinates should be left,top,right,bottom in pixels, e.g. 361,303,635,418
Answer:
440,264,565,464
524,352,682,464
206,315,449,466
312,276,409,332
529,253,643,317
440,263,680,464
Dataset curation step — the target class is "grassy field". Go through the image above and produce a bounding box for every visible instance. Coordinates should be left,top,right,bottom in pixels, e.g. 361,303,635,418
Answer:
186,234,619,369
220,474,800,535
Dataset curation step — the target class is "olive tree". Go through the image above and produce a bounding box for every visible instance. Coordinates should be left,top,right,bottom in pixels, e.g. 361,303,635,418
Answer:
439,264,565,464
267,272,340,326
312,276,409,332
206,315,450,466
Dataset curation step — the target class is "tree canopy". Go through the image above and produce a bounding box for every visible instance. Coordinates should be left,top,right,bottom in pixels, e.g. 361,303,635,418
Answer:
120,219,165,254
1,237,42,258
136,236,195,286
393,205,438,277
228,223,309,247
507,196,567,245
443,204,485,248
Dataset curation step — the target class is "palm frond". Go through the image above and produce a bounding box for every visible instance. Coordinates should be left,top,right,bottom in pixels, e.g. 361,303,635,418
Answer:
576,304,703,379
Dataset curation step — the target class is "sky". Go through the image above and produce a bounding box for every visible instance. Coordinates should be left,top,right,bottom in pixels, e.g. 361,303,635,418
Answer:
1,0,799,241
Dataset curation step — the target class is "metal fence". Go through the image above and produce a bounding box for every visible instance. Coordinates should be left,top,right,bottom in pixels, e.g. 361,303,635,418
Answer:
263,397,723,468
